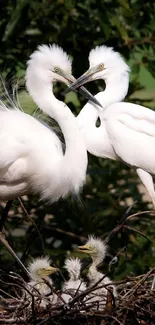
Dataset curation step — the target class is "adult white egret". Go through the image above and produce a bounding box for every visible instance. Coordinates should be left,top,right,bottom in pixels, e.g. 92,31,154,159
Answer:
0,44,101,279
26,256,58,307
65,45,155,208
0,44,102,204
78,236,117,310
62,257,86,303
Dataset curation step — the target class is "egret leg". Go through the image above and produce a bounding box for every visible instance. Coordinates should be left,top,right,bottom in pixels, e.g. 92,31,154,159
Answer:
136,168,155,209
0,200,29,277
0,200,13,231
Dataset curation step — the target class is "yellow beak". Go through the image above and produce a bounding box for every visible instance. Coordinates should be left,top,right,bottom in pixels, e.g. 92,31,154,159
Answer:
77,244,92,254
43,266,58,276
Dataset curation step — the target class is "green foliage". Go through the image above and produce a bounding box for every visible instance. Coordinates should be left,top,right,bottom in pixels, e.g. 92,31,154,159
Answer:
0,0,155,281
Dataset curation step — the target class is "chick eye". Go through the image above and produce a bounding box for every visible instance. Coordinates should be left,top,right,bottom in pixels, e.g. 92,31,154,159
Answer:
54,66,60,73
99,63,104,70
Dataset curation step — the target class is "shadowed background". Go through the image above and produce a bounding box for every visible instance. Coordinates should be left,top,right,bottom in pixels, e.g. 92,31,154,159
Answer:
0,0,155,281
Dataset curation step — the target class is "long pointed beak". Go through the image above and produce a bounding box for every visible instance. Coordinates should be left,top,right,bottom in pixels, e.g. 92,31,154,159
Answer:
58,69,102,108
77,87,102,108
63,65,102,95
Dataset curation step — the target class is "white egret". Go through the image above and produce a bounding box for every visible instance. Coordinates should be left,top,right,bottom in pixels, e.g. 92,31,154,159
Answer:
78,236,117,310
62,257,86,303
0,44,96,204
27,256,58,307
0,44,101,279
65,45,155,208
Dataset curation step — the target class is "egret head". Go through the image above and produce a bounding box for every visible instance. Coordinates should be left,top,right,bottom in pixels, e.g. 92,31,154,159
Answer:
28,256,58,280
64,257,82,280
26,44,72,85
26,44,102,107
88,45,130,80
78,236,107,265
64,45,130,92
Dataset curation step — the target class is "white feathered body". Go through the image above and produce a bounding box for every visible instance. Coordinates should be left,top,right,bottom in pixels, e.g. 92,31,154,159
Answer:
0,108,64,201
27,277,57,307
62,257,86,303
0,44,88,203
0,106,87,203
104,102,155,174
86,265,117,311
62,279,86,303
28,277,53,296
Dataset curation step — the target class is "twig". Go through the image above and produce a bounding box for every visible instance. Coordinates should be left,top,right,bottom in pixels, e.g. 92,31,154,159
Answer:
123,225,151,242
18,198,45,255
43,225,87,241
104,201,137,244
124,267,155,302
127,210,155,221
0,232,29,277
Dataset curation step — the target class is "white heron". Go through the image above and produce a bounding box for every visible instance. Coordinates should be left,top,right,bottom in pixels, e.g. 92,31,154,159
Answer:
0,44,101,277
78,236,117,310
0,44,99,204
65,45,155,209
62,257,86,303
26,256,58,307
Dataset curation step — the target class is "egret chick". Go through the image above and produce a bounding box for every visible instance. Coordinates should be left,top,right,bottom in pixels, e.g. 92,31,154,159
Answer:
78,236,117,310
62,257,86,303
27,256,58,307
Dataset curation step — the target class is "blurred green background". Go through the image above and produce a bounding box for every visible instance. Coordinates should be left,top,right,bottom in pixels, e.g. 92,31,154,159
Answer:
0,0,155,282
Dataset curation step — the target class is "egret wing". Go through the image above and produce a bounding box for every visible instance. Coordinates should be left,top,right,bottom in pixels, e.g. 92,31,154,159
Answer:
105,102,155,174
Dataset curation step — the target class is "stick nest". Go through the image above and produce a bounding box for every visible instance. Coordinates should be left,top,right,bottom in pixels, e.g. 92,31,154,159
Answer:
0,268,155,325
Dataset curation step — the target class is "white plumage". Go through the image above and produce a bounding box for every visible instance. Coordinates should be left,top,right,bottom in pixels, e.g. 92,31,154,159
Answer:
66,45,155,208
26,256,57,307
78,236,117,310
75,46,129,160
62,257,86,303
0,44,88,203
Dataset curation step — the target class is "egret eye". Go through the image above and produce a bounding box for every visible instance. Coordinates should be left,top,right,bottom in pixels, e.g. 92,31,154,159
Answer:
99,63,104,70
54,67,60,73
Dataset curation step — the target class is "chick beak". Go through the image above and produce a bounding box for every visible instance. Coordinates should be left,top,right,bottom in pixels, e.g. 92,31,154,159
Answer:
45,266,58,275
77,244,92,254
57,69,102,108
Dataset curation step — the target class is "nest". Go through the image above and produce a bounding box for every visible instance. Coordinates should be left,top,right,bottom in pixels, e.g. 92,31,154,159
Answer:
0,268,155,325
0,202,155,324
